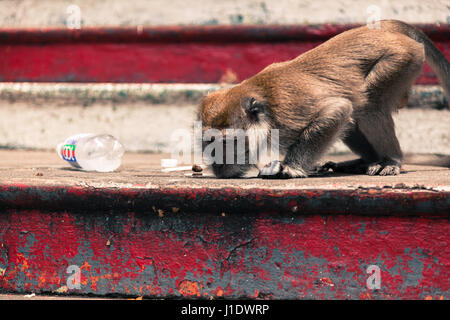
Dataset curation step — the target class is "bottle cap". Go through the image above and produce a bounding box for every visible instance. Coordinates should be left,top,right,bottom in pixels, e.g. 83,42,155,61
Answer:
56,142,64,159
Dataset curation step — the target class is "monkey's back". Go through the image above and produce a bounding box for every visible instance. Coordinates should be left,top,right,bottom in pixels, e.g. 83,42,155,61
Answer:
250,21,425,113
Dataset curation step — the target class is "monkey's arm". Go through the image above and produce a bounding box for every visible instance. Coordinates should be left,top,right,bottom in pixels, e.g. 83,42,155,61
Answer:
259,98,353,179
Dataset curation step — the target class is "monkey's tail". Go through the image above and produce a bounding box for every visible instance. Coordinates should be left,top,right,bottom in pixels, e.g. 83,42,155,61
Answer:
380,20,450,104
403,153,450,168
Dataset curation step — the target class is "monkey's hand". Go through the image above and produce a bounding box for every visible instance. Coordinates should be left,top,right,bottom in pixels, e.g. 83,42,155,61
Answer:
258,160,308,179
313,161,337,174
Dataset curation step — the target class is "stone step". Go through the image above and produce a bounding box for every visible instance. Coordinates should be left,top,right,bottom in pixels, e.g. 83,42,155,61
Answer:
0,83,448,153
0,0,447,27
1,24,448,83
0,150,448,299
0,83,446,109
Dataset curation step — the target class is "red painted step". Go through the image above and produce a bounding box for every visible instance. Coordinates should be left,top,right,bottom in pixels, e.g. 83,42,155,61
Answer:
0,24,449,83
0,183,449,299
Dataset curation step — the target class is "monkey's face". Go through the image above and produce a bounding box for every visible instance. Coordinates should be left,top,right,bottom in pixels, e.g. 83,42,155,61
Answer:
198,86,270,178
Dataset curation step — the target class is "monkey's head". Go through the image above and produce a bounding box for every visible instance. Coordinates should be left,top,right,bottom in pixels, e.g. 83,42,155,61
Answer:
197,83,271,178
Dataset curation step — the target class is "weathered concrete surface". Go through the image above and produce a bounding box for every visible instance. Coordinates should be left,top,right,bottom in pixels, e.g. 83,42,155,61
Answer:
0,83,231,106
0,0,448,27
1,150,449,217
0,151,448,299
0,150,449,191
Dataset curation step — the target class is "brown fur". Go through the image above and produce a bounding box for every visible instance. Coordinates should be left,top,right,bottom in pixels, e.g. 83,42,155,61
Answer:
198,20,450,178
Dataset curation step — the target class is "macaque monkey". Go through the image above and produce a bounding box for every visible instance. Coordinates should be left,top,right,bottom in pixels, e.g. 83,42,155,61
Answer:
198,20,450,178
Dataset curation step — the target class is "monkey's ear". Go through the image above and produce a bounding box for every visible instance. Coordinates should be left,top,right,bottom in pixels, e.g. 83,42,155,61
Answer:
243,97,265,115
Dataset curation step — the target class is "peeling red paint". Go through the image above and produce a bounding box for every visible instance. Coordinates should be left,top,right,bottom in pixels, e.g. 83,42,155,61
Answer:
178,280,202,297
0,207,448,299
0,25,448,84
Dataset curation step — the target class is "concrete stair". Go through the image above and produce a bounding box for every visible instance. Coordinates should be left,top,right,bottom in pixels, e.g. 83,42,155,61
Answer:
0,5,449,299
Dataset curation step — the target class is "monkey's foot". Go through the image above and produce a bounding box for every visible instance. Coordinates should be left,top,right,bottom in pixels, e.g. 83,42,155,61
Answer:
367,160,401,176
258,160,308,179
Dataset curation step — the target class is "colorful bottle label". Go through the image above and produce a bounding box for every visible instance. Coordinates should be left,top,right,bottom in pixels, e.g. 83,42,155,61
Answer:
61,144,77,162
57,133,94,169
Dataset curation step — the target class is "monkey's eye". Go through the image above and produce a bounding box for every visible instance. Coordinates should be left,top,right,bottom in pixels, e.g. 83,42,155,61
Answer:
245,97,264,115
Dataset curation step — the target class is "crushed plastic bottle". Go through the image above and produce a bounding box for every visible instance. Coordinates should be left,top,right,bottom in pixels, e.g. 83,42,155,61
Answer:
56,133,125,172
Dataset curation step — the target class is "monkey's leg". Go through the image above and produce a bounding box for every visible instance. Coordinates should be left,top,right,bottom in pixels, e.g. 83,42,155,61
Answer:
317,124,380,174
356,42,424,176
259,98,353,179
356,112,403,176
356,61,421,176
